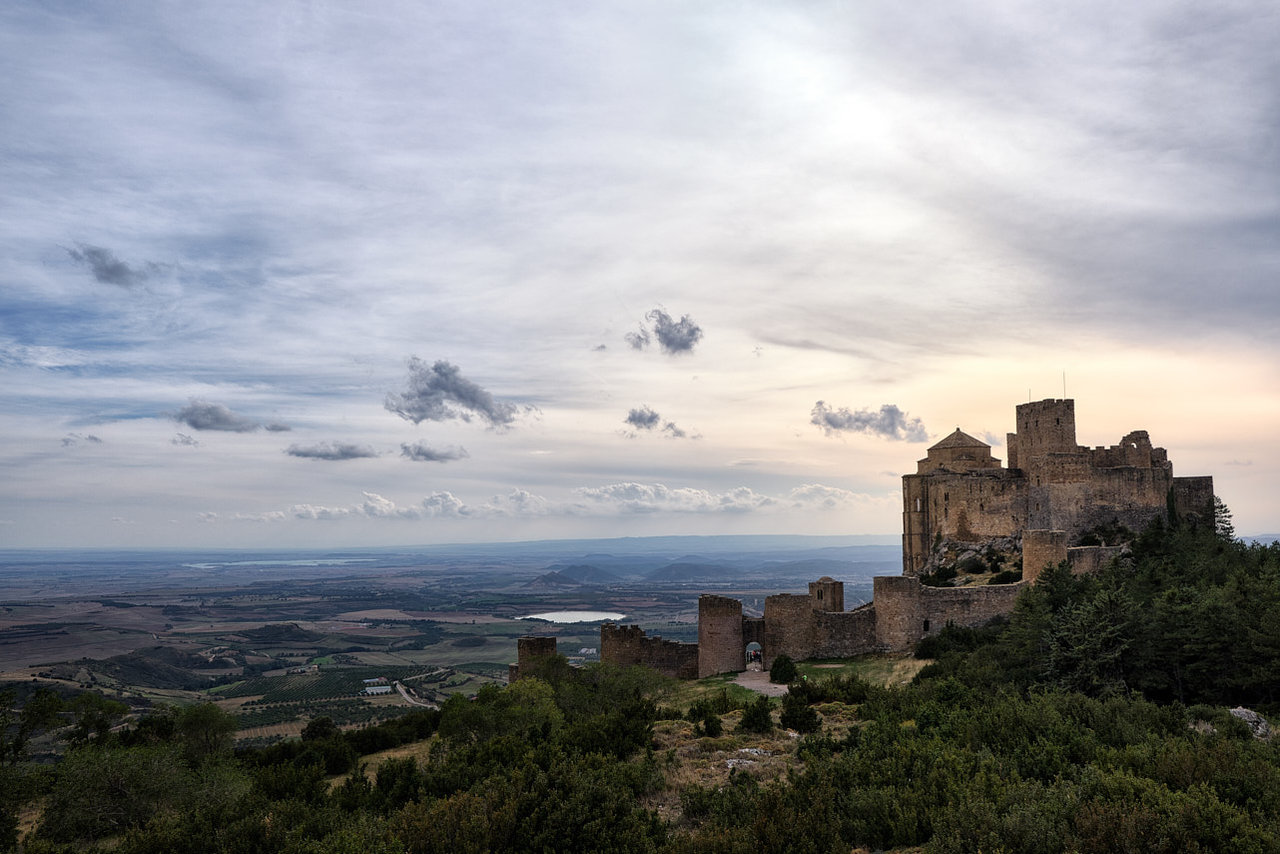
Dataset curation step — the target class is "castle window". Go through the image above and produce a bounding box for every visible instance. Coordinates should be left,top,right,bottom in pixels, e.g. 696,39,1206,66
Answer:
923,620,931,633
915,498,922,511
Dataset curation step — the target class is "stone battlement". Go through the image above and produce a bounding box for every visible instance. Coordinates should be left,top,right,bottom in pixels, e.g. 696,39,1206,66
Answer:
593,398,1216,680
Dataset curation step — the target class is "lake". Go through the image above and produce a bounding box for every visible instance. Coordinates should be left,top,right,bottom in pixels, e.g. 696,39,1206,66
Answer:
521,610,626,623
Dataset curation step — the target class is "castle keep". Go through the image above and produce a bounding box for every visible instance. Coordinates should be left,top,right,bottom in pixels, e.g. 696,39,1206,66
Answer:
517,399,1214,680
902,398,1214,576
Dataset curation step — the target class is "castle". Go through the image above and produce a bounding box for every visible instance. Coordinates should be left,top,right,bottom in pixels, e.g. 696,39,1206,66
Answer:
513,399,1214,681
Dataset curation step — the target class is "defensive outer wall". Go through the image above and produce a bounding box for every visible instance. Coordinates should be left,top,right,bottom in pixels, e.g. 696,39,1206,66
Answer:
513,398,1214,681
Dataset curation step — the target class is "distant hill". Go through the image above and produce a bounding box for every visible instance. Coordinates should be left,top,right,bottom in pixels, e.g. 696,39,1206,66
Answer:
526,570,586,589
559,564,621,584
85,646,225,689
527,563,623,588
645,562,735,582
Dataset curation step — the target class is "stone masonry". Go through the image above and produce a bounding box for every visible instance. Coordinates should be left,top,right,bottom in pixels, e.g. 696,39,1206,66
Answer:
593,398,1215,679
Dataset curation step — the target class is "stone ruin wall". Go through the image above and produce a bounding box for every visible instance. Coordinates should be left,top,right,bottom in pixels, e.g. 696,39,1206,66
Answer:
600,623,699,680
1022,530,1067,584
761,594,814,667
809,605,878,661
873,575,1024,652
698,594,746,678
509,635,558,682
1173,476,1216,527
1066,544,1128,575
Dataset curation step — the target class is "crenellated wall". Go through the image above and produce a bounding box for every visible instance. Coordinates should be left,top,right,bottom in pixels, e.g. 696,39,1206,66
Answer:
600,623,699,680
598,399,1216,680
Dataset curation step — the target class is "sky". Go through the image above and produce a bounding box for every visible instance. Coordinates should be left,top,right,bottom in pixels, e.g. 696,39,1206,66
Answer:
3,1,1279,549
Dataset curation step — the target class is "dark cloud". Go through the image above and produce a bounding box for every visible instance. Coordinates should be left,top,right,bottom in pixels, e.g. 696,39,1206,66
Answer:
400,442,469,462
625,406,661,430
61,433,103,447
264,422,292,432
285,442,379,461
647,309,703,354
173,400,273,432
64,243,154,287
171,433,199,447
385,358,521,427
592,344,608,352
811,401,929,442
624,326,651,350
663,421,687,438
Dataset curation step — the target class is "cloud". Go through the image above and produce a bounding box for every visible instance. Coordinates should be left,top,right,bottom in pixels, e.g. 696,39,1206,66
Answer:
64,243,155,288
61,433,103,447
574,482,774,514
623,310,704,354
649,309,703,354
264,422,292,432
623,406,689,438
479,489,562,517
647,309,703,354
284,491,473,520
811,402,929,442
285,442,379,461
625,406,661,430
385,358,523,428
400,442,469,462
624,326,651,350
173,399,282,433
786,484,869,510
209,480,882,527
171,433,199,447
420,491,471,517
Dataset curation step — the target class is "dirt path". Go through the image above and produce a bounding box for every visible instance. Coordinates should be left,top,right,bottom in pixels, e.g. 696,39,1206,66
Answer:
731,670,789,697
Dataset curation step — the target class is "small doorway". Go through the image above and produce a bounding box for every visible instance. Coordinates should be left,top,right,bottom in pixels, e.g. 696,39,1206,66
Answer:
745,642,763,672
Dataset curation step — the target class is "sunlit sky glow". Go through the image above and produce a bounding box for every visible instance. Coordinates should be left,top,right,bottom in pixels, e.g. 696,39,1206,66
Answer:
3,2,1279,548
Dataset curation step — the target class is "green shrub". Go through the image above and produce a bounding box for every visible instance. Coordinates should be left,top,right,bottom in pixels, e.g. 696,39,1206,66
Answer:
737,696,773,734
769,654,798,684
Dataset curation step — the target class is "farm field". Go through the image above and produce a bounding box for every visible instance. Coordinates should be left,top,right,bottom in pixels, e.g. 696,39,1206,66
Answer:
0,538,893,738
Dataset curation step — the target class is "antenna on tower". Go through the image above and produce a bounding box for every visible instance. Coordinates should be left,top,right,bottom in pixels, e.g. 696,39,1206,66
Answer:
1062,371,1067,399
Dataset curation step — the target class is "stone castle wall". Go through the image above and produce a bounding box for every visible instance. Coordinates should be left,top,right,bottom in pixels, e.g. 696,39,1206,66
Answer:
596,399,1216,680
697,595,745,678
600,623,699,680
509,635,558,681
810,605,878,660
762,594,815,667
873,575,1023,651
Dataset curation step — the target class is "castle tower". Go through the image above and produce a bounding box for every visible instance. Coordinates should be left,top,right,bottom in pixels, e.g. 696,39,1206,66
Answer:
697,595,744,678
1009,398,1077,473
808,577,844,612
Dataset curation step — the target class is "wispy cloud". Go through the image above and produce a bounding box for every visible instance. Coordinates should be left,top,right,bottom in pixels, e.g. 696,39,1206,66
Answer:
400,442,469,463
171,433,199,447
210,481,877,525
173,400,288,433
61,433,103,447
811,402,928,442
64,243,157,288
285,442,378,461
386,358,526,428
